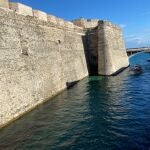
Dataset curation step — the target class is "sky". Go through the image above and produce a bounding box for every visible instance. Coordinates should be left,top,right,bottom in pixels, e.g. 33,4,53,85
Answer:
11,0,150,48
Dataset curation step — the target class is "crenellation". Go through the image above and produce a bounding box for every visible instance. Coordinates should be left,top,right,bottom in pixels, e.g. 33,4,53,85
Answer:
33,10,47,21
98,20,121,30
65,21,74,29
9,2,33,16
0,0,9,8
47,14,57,25
57,18,65,26
72,18,99,29
0,0,84,32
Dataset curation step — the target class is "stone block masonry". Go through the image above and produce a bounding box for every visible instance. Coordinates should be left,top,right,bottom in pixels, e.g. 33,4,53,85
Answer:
75,18,129,76
0,0,9,8
0,0,129,128
0,6,88,128
98,21,129,75
72,18,99,29
83,28,98,75
33,10,47,21
9,2,33,16
47,15,57,25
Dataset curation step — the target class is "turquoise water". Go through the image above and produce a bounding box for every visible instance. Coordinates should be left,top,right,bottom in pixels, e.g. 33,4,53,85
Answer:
0,52,150,150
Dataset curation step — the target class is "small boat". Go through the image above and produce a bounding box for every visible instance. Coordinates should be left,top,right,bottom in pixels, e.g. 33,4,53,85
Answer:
130,64,142,75
147,59,150,62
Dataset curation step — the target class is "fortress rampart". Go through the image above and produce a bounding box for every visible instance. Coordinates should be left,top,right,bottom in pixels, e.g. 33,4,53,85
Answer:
0,0,9,8
72,18,99,29
98,20,129,75
0,1,129,128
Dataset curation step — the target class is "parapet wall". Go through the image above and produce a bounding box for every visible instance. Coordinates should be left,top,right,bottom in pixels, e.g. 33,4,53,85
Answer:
9,2,33,16
72,18,99,29
33,10,47,21
2,2,83,31
0,6,88,128
0,0,9,8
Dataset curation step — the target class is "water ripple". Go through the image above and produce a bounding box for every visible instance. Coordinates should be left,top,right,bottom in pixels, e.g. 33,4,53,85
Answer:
0,52,150,150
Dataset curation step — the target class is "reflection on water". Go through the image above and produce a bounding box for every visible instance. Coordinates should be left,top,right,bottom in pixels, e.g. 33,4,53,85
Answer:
0,52,150,150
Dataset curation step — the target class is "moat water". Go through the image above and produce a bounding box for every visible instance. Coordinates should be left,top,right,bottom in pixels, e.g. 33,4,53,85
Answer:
0,52,150,150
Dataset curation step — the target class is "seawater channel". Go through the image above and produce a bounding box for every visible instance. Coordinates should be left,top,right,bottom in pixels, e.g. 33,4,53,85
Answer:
0,52,150,150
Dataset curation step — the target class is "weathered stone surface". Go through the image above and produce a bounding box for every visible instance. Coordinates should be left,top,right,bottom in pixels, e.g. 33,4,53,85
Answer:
0,0,9,8
0,8,88,128
65,21,74,29
0,1,129,128
57,18,65,26
33,10,47,21
9,2,33,16
98,21,129,75
47,15,57,25
83,28,98,75
72,18,99,29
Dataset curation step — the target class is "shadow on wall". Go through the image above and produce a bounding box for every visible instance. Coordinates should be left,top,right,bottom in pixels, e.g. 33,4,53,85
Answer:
82,28,98,76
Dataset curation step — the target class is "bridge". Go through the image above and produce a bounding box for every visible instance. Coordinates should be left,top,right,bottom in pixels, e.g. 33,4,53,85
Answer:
126,47,150,56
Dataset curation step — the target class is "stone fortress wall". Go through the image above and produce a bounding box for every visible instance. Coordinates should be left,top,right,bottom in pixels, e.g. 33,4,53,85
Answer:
0,1,88,128
1,1,83,30
82,27,98,75
73,18,129,75
0,0,9,8
0,0,129,128
72,18,99,29
98,21,129,75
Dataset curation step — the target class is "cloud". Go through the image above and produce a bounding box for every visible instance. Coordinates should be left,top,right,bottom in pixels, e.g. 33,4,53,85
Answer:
125,35,150,44
141,11,150,16
125,34,150,48
126,36,142,44
124,26,150,48
119,24,127,28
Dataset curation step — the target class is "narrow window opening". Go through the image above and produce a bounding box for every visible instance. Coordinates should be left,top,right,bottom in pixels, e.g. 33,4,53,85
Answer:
58,40,61,44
